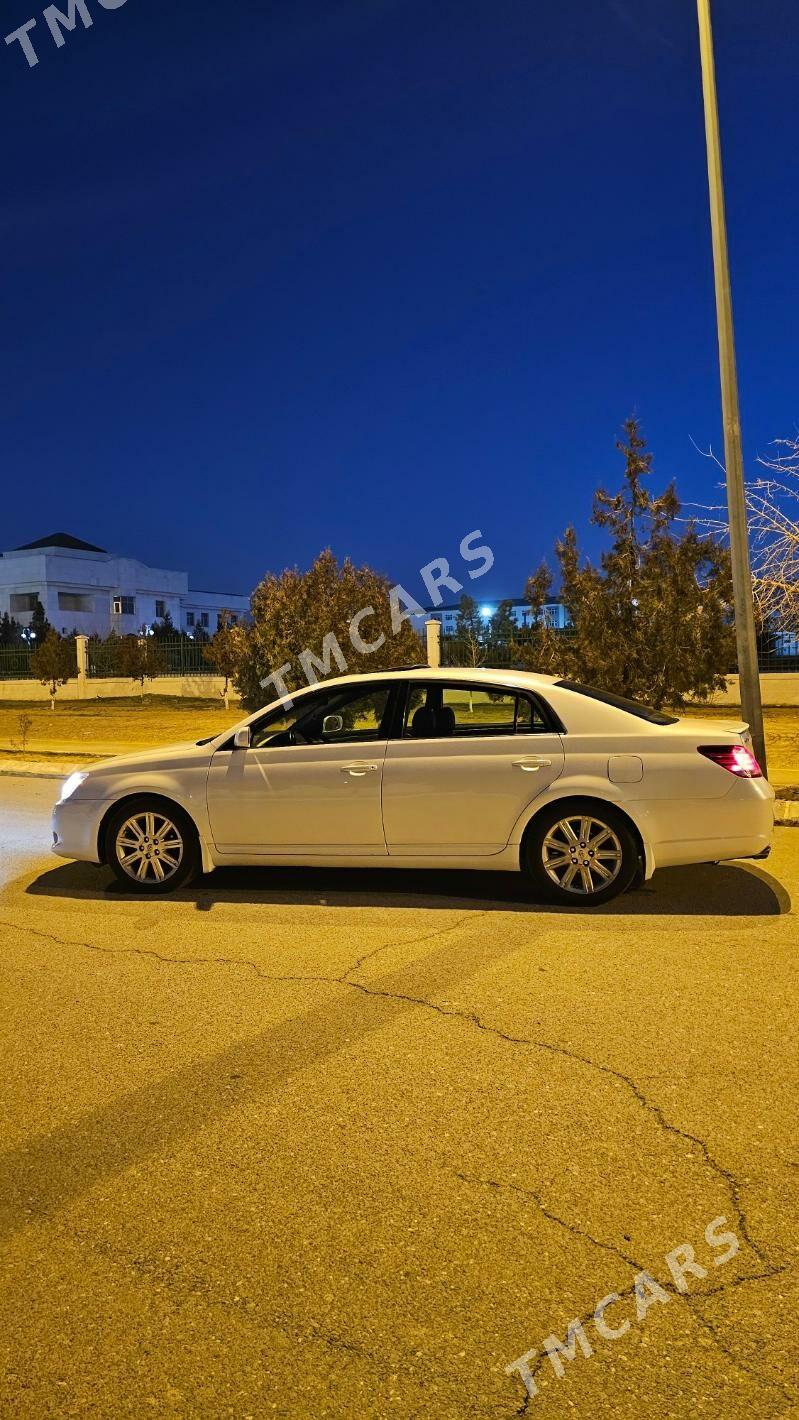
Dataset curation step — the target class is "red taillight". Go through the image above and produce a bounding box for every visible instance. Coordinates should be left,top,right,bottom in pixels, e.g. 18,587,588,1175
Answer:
698,744,762,778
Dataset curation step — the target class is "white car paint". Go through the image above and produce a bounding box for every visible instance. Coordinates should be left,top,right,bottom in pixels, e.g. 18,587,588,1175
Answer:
51,667,775,891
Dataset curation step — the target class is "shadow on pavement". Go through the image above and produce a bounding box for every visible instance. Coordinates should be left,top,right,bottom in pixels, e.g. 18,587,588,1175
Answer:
27,858,790,916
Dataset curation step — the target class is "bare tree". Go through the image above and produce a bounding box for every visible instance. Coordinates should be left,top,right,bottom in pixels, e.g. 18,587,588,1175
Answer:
692,434,799,636
749,436,799,634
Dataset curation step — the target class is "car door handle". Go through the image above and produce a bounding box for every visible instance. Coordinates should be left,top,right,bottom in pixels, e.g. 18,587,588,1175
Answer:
340,762,379,776
513,757,551,771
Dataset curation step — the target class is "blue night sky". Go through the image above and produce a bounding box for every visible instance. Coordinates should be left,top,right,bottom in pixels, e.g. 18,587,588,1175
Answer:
3,0,797,602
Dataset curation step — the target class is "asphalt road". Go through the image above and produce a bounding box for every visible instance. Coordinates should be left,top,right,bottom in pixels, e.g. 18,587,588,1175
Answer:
1,776,797,1419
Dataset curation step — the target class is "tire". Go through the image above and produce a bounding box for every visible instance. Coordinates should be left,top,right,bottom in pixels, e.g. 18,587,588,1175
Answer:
522,799,638,907
104,796,200,894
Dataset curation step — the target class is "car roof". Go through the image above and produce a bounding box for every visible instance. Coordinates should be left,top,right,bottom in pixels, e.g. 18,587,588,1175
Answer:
294,665,560,691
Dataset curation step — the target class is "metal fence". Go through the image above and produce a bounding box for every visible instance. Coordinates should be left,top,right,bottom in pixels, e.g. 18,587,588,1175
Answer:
87,635,215,678
441,629,799,676
86,638,121,678
153,636,214,676
0,646,35,679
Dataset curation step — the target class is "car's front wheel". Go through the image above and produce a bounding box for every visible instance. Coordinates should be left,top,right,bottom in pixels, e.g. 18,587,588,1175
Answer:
104,797,200,894
523,800,638,907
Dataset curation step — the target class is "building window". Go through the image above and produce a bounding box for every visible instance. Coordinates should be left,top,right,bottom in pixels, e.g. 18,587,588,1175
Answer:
10,593,39,613
155,599,166,619
113,596,135,616
186,612,195,628
200,612,209,628
217,612,237,629
58,592,93,613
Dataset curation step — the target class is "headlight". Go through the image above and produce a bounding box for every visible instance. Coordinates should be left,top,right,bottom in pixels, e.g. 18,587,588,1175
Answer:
60,771,88,802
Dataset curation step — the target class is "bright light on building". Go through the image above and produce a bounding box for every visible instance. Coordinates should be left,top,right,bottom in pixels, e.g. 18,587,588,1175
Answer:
480,605,493,619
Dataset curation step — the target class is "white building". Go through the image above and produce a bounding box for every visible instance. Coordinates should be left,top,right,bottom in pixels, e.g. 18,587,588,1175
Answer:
0,533,250,638
413,596,570,638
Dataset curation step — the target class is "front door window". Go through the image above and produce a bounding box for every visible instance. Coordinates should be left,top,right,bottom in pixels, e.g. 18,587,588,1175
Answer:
250,684,391,749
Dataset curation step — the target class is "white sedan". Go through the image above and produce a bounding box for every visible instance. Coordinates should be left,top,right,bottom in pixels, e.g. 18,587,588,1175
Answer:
51,667,774,907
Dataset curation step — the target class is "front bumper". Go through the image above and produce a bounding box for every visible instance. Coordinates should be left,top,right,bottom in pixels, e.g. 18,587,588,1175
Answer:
51,798,108,864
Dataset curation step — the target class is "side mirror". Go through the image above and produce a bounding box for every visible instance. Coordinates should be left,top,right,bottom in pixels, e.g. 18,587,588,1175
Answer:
233,726,251,750
322,713,344,735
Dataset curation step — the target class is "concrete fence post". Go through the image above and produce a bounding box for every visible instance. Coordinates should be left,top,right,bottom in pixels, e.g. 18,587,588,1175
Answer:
425,618,441,669
75,634,89,699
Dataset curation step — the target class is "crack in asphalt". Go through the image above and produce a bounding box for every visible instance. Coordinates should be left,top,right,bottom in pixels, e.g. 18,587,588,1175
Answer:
449,1169,793,1411
5,914,787,1272
336,977,783,1278
3,911,794,1411
508,1270,793,1418
339,911,489,981
0,910,484,992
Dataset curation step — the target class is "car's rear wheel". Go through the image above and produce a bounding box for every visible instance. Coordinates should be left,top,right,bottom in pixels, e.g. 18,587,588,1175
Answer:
523,800,638,907
105,797,200,894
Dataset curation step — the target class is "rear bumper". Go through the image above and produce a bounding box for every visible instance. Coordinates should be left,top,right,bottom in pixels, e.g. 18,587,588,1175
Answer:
647,779,775,871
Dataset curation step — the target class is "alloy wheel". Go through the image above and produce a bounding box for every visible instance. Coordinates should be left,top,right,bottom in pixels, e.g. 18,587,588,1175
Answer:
541,814,623,896
115,810,184,884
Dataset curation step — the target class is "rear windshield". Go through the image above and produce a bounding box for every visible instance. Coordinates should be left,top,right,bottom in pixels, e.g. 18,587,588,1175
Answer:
554,680,679,725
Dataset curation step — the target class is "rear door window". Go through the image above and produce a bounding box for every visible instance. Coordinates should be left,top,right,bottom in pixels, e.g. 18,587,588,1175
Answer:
402,684,551,738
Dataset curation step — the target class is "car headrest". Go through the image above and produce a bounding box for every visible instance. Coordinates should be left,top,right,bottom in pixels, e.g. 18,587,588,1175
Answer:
410,706,437,738
435,705,456,736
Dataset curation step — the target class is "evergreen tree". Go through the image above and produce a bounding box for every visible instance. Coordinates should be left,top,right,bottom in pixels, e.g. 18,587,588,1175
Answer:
151,609,176,639
29,598,51,644
514,564,569,675
31,629,73,710
117,635,167,696
546,419,735,708
448,594,486,668
488,600,517,644
204,611,239,709
231,549,423,712
0,613,23,648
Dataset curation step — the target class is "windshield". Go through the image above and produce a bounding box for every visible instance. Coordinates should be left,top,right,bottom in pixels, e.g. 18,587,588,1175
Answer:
555,680,679,725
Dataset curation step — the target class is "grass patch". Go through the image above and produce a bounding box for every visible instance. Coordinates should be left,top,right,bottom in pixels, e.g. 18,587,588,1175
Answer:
0,696,241,751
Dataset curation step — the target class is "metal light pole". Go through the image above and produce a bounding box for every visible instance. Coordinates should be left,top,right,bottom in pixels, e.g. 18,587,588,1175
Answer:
696,0,767,775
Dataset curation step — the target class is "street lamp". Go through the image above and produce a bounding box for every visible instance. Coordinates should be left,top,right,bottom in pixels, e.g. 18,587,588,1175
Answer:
696,0,767,775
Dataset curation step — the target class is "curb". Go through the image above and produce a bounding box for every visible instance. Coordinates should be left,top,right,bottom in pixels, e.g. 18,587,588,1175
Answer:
0,752,108,779
0,766,69,779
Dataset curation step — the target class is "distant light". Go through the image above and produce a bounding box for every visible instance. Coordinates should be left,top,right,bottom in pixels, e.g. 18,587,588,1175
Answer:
480,605,493,619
